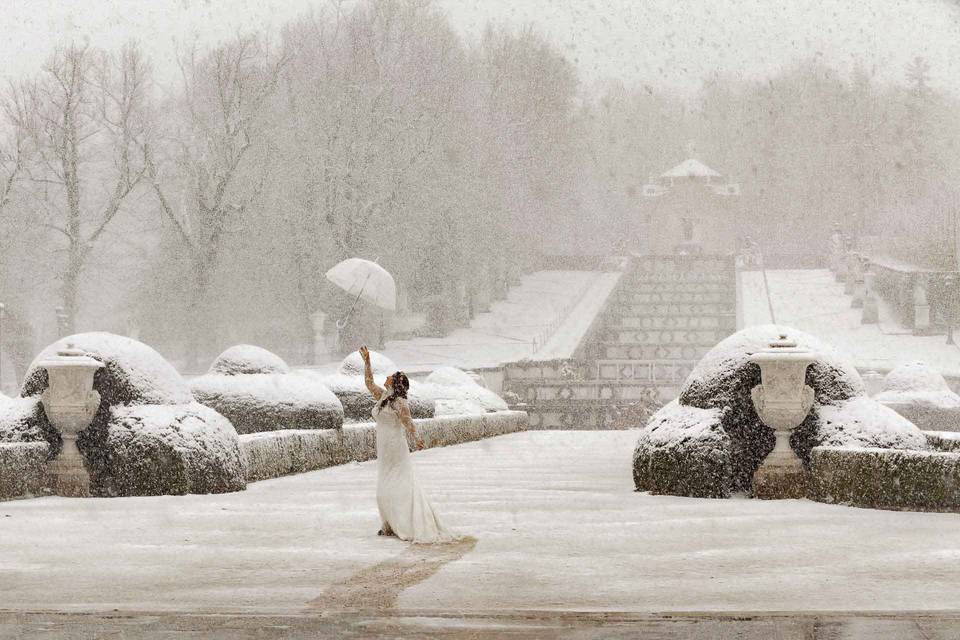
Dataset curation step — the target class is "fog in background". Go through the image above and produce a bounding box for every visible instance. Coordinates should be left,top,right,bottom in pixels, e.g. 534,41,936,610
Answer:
0,0,958,379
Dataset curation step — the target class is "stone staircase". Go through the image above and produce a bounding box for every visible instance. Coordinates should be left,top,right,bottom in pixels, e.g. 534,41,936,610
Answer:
503,255,737,429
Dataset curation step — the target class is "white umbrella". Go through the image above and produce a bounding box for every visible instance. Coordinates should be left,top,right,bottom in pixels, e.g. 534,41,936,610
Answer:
325,258,397,312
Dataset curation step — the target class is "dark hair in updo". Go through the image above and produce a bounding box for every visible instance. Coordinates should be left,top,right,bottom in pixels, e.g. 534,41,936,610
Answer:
379,371,409,409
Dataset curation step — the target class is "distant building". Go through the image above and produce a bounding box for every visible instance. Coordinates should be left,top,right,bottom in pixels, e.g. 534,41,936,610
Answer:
640,158,741,255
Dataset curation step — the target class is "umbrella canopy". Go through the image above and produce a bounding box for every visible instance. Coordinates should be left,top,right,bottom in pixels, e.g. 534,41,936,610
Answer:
325,258,397,312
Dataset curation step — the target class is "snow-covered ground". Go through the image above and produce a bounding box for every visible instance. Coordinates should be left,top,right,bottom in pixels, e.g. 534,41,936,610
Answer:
308,270,621,375
3,430,959,615
741,269,960,377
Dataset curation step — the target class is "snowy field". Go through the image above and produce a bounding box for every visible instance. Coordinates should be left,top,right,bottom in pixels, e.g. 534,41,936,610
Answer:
307,271,621,376
741,269,960,377
3,430,959,615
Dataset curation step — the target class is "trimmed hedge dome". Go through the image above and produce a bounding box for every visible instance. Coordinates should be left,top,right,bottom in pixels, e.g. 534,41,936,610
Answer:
14,332,246,496
208,344,291,376
192,345,343,433
634,325,927,497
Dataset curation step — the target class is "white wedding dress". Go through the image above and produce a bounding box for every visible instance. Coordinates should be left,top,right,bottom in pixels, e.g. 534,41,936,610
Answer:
374,400,457,544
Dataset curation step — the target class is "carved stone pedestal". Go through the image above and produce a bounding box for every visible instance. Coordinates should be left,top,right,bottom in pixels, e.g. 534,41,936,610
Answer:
752,462,809,500
47,436,90,497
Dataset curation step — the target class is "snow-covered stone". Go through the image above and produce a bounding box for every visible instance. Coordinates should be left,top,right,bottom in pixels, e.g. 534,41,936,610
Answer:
208,344,291,376
7,332,247,497
191,371,343,433
635,325,929,498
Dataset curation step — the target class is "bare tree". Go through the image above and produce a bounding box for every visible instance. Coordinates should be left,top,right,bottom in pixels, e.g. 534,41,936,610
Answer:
6,43,150,333
144,34,290,366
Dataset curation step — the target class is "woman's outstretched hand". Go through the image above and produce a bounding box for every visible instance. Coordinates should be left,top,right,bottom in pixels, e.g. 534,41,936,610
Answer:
359,345,371,363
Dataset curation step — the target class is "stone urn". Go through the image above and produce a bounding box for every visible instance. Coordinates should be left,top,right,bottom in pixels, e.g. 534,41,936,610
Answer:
39,346,103,497
749,334,816,499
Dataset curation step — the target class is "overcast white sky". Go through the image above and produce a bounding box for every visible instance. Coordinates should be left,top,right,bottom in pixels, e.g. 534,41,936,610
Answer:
3,0,959,95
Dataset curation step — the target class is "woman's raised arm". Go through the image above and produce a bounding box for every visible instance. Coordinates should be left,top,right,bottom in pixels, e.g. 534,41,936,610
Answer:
359,346,384,400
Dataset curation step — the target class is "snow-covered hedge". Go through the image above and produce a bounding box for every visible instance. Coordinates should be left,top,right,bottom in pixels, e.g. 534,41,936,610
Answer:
633,325,929,498
103,403,246,495
192,345,343,434
811,446,960,512
633,401,732,498
418,367,509,416
302,350,434,421
242,411,528,481
10,332,247,497
925,430,960,453
208,344,291,376
875,362,960,433
0,442,49,499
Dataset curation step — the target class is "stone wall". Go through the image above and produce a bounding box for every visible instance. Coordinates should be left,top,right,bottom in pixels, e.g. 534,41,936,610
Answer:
810,446,960,512
242,411,528,482
0,442,49,500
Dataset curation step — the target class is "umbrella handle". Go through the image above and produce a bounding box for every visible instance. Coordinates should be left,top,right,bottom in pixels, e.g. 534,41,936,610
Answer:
337,274,372,330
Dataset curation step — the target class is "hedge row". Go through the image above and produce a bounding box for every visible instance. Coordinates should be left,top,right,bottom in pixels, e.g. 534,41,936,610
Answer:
810,446,960,512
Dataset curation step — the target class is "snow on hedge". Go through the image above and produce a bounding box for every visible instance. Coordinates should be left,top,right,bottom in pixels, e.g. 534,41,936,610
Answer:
875,361,960,410
208,344,291,376
191,370,343,434
0,396,48,444
298,350,434,421
635,325,928,498
816,397,928,451
338,349,397,377
419,367,508,415
23,332,193,405
105,403,247,495
7,332,247,496
633,401,731,498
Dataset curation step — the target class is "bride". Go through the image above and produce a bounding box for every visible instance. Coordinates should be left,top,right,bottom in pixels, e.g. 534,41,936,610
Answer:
360,346,458,544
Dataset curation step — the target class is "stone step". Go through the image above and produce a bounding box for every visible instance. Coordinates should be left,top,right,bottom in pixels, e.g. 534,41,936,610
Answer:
599,328,727,346
626,282,734,293
505,379,676,403
627,275,734,285
616,291,732,304
594,359,696,384
612,302,736,316
596,343,712,361
606,315,736,331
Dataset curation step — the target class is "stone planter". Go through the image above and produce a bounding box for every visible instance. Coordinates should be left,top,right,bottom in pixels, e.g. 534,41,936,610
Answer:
749,334,816,499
